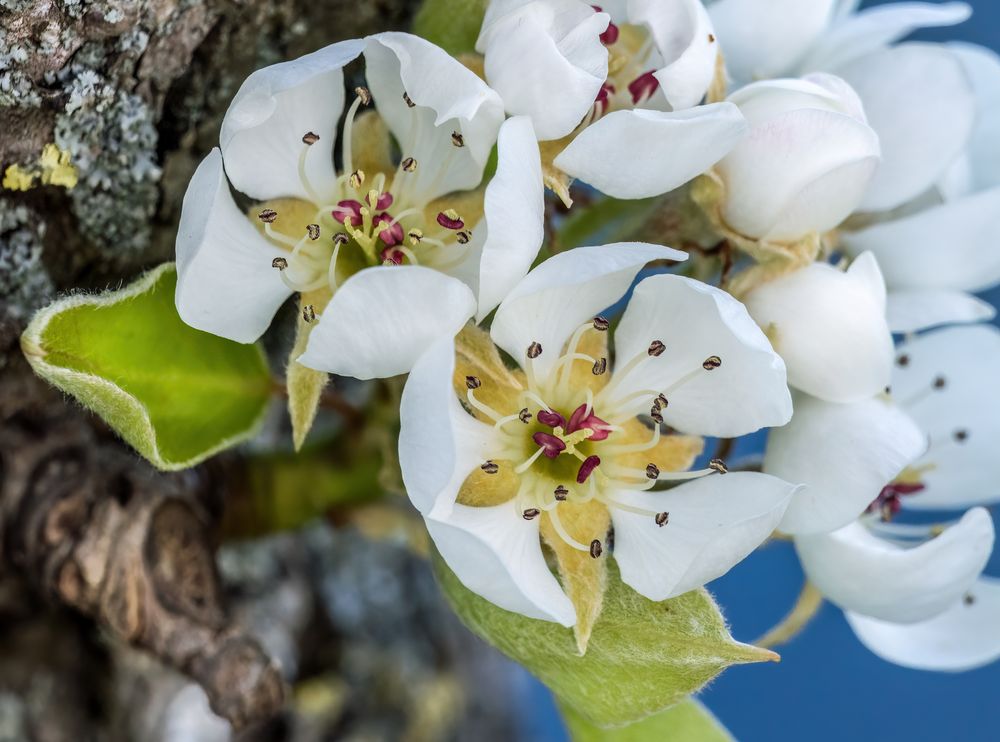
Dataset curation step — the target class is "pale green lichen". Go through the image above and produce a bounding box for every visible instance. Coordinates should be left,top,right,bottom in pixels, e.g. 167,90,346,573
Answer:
0,201,54,321
54,57,161,254
0,27,42,107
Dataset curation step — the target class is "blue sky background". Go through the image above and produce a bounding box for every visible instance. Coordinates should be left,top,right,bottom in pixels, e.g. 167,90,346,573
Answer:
516,2,1000,739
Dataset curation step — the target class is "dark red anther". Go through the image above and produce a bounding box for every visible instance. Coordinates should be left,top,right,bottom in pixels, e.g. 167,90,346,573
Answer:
566,403,612,442
576,455,601,484
333,200,363,227
868,481,927,521
373,213,404,246
380,247,404,265
628,70,660,105
367,191,394,211
436,211,465,230
537,409,567,429
533,432,567,459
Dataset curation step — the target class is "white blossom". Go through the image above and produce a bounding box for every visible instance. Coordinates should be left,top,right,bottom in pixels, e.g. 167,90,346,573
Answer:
174,34,547,379
399,244,795,624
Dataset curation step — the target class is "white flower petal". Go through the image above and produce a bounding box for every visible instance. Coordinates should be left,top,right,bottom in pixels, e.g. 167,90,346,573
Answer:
743,253,893,403
175,149,292,343
846,577,1000,672
477,0,609,141
399,336,500,516
950,42,1000,192
611,472,797,600
476,117,545,322
426,503,576,625
843,186,1000,294
629,0,718,111
836,43,976,213
766,393,926,535
708,0,838,81
719,77,879,240
554,104,748,200
606,274,791,436
364,32,504,202
491,243,685,379
891,325,1000,510
796,508,995,623
298,266,476,379
886,289,995,334
800,2,972,73
219,40,363,201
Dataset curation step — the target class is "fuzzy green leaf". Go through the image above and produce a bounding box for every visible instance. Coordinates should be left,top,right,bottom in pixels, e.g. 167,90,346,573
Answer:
562,700,734,742
412,0,488,55
21,263,271,470
433,555,776,727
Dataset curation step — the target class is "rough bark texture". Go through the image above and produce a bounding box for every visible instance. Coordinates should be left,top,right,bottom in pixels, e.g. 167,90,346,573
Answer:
1,4,527,740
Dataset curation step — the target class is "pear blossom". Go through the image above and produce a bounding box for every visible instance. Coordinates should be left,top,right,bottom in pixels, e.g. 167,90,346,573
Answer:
742,252,893,404
476,0,749,200
840,43,1000,331
709,73,880,244
174,33,549,380
766,324,1000,670
706,0,972,83
399,243,795,624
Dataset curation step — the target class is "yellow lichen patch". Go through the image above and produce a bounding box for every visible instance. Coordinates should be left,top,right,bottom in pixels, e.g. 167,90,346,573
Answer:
540,500,611,654
567,326,611,396
3,144,79,192
453,323,525,421
2,164,37,191
456,460,520,507
350,110,396,177
38,144,79,188
617,418,704,474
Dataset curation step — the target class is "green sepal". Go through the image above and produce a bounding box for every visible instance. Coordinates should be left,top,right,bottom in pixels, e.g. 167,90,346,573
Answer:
21,263,272,470
561,699,734,742
433,554,776,727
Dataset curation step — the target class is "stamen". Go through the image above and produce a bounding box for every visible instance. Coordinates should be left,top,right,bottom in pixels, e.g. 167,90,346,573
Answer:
533,432,567,459
403,91,416,108
527,341,543,359
593,357,607,375
302,131,320,145
896,354,910,367
297,143,322,203
402,156,417,172
523,508,540,521
709,458,728,474
554,485,569,501
437,209,465,230
537,409,567,428
327,240,342,291
258,208,278,223
593,316,610,331
302,304,316,323
451,131,465,148
354,86,371,106
655,511,670,527
603,423,660,454
898,375,948,408
515,446,547,474
407,228,423,245
645,463,659,480
577,455,601,484
481,460,499,475
522,390,553,413
272,257,288,270
456,230,471,244
519,408,532,424
306,223,320,240
628,70,660,105
548,506,591,552
349,170,365,190
702,355,722,370
589,539,603,559
954,429,969,443
648,340,666,357
466,376,481,389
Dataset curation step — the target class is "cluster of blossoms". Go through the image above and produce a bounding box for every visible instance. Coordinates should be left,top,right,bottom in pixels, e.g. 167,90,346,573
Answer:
175,0,1000,670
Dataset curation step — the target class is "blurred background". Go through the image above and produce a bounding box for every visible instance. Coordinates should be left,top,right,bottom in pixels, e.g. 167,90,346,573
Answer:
0,0,996,740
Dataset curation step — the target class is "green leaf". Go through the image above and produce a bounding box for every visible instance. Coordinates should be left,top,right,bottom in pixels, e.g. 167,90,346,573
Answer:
21,263,272,470
562,699,734,742
433,555,776,727
412,0,488,55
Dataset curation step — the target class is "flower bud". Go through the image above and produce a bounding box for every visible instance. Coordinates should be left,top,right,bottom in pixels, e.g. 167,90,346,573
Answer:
716,74,881,242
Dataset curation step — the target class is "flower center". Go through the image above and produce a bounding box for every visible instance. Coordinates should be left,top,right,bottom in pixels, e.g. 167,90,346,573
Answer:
584,9,661,126
464,318,728,557
258,87,475,301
